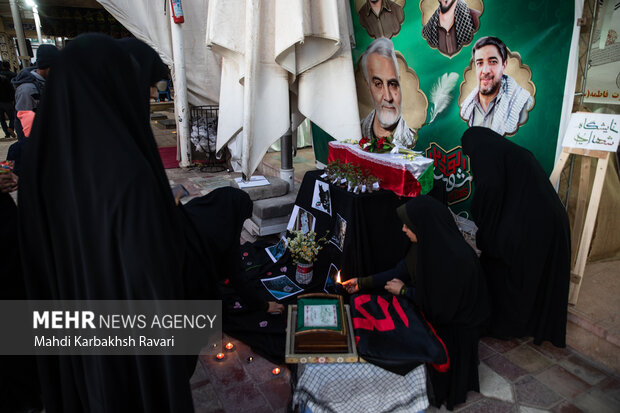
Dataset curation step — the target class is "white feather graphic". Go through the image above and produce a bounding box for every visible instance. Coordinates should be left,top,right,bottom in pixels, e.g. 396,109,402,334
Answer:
428,72,460,124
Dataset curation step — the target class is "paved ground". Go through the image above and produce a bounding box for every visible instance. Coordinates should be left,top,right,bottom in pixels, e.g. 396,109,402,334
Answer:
189,335,620,413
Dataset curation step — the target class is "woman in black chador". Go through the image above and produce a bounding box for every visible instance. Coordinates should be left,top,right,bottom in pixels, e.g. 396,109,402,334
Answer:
344,195,489,410
18,34,197,412
461,126,571,347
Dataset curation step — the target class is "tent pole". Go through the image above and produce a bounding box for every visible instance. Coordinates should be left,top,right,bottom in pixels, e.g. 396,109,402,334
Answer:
280,127,294,192
9,0,30,68
170,9,191,167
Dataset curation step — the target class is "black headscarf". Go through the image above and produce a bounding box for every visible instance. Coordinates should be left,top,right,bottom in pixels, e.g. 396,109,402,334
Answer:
18,33,193,412
402,195,489,327
182,187,253,282
462,126,570,346
117,38,168,98
180,187,266,309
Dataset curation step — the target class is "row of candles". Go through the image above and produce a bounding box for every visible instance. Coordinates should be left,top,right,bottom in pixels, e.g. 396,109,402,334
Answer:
215,341,281,375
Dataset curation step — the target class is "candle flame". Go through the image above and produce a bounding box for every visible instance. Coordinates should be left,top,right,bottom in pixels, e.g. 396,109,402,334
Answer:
336,271,341,284
225,342,234,350
216,352,225,360
272,367,281,375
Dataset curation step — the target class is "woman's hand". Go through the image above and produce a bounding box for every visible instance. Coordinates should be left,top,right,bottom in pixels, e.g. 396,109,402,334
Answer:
385,278,405,295
0,172,18,193
342,278,359,294
267,301,285,314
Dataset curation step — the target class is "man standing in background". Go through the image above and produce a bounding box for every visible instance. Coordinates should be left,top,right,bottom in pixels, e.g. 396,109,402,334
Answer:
0,61,16,139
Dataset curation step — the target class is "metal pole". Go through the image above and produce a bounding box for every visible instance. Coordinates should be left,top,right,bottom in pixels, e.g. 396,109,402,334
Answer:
170,9,191,167
280,127,294,191
32,5,42,44
9,0,29,68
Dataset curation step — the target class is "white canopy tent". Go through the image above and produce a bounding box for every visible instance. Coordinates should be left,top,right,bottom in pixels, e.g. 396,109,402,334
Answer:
98,0,362,178
98,0,221,106
206,0,362,178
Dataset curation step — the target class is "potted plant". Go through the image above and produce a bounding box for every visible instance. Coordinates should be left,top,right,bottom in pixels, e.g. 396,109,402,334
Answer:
286,230,329,284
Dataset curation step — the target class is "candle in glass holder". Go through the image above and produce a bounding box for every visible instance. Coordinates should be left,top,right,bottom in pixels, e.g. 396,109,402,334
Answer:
225,342,234,351
215,352,225,361
272,367,281,375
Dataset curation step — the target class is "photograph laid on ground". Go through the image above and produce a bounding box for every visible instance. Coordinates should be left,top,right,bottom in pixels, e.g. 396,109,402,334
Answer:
287,205,316,234
261,275,303,300
355,37,428,149
420,0,483,57
312,179,332,216
459,36,535,136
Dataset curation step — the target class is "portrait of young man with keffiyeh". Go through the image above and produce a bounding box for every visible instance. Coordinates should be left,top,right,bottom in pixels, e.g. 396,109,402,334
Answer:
421,0,481,57
460,36,534,136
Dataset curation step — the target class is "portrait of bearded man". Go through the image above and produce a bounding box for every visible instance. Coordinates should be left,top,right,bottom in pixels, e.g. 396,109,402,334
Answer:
421,0,481,57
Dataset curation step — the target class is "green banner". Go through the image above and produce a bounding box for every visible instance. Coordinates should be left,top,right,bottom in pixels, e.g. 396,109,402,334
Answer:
349,0,574,210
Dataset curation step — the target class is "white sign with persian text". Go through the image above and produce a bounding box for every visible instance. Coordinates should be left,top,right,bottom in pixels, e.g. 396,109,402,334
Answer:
561,112,620,152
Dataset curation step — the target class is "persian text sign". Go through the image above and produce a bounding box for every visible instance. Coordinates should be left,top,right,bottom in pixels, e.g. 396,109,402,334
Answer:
426,143,472,205
561,112,620,152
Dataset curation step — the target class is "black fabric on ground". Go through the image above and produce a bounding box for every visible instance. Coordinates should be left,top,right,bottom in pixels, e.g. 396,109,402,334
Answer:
462,127,570,347
220,240,291,363
18,34,196,413
404,195,490,410
350,293,448,376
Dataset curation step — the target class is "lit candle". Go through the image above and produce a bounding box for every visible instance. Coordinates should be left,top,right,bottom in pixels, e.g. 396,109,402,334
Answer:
272,367,281,375
216,352,225,361
247,356,254,363
335,270,341,285
225,342,234,351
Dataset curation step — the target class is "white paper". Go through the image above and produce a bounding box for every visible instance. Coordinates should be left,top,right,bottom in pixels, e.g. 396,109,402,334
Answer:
234,175,271,188
561,112,620,152
303,304,338,327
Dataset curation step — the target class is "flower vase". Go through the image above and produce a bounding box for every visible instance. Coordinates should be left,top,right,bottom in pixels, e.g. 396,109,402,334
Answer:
295,262,314,285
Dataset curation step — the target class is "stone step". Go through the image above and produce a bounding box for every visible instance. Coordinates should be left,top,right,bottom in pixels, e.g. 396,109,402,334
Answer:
150,112,168,120
252,191,297,220
241,227,258,244
154,118,176,129
232,175,290,201
243,214,290,237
